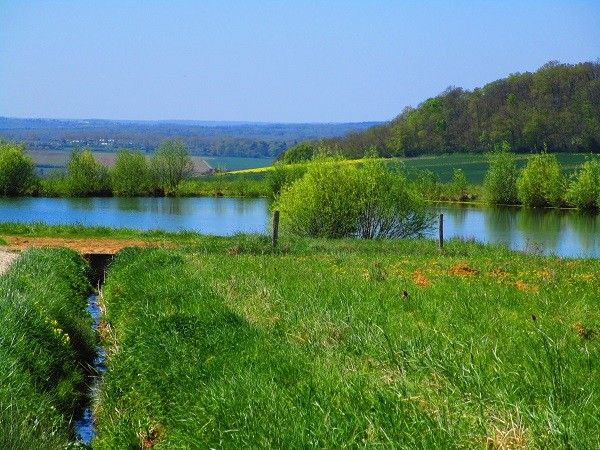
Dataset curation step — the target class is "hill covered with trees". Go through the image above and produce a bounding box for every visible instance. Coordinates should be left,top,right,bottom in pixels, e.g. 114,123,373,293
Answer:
282,61,600,162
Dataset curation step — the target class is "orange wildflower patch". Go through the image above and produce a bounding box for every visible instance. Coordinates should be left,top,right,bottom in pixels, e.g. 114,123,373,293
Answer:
536,269,554,280
412,269,430,287
490,268,509,278
448,262,478,277
515,280,538,294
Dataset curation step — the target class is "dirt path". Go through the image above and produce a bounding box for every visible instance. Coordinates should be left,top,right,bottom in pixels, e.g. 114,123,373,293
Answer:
0,250,19,275
3,236,155,255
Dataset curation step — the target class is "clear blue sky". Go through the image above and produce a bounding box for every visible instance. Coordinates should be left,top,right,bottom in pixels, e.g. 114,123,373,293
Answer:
1,1,599,122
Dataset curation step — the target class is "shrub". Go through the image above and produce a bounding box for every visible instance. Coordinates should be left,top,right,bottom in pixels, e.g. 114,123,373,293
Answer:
565,157,600,210
150,139,193,195
265,162,306,198
0,141,36,196
282,142,315,164
111,149,150,196
413,169,440,199
354,159,433,238
483,144,519,205
64,148,110,196
450,168,468,201
275,158,432,238
517,152,563,207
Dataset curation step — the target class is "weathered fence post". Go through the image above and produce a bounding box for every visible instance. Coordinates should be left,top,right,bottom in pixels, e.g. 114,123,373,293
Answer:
438,213,444,250
272,210,280,248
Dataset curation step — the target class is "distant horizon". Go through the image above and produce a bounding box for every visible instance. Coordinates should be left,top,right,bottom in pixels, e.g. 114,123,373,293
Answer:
0,115,384,126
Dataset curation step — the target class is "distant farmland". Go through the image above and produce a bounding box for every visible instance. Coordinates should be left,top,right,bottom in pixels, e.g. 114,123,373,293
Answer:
28,150,274,174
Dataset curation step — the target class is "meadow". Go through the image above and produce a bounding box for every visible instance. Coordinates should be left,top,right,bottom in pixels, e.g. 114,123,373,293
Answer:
88,235,599,448
0,248,94,449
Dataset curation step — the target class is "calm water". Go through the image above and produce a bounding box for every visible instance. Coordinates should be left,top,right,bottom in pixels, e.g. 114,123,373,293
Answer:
0,197,599,258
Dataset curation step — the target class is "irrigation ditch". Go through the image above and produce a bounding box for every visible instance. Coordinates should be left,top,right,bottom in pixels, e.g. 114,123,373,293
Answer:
74,253,113,445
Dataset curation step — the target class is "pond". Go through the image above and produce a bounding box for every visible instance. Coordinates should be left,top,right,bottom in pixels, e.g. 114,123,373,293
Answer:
0,197,599,258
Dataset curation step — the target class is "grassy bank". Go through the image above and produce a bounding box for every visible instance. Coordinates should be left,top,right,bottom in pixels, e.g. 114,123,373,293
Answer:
0,248,95,449
94,237,599,448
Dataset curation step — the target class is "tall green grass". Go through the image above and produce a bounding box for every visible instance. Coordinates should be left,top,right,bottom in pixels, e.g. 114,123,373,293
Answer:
0,248,95,449
95,239,599,448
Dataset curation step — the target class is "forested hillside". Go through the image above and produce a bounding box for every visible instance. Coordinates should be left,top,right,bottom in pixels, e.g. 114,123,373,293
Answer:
283,61,600,161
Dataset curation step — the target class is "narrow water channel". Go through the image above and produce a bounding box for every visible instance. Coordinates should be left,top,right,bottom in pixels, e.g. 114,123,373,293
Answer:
74,292,107,444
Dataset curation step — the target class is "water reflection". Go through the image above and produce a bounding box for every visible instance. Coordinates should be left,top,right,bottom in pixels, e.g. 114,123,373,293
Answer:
115,197,141,212
515,208,563,251
437,204,600,258
0,197,598,258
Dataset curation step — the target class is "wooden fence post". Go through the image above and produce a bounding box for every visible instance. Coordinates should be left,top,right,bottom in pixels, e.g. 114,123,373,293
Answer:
272,210,280,248
438,213,444,250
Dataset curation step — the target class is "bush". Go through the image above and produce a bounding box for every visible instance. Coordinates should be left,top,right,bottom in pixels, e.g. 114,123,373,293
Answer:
111,149,150,196
0,141,36,196
265,162,306,198
565,157,600,210
64,148,110,196
483,144,519,205
281,142,315,164
517,152,563,207
450,168,468,201
275,158,432,238
150,139,193,195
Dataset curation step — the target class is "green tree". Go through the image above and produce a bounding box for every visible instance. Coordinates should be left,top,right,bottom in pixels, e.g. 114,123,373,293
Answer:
275,157,432,238
354,158,433,238
111,149,150,196
64,148,110,197
451,168,468,200
517,152,563,207
483,142,519,205
565,157,600,210
282,142,315,164
0,141,36,196
150,139,193,195
265,162,306,198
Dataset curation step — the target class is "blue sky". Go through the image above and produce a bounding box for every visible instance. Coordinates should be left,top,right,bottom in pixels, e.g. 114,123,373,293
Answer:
1,1,599,122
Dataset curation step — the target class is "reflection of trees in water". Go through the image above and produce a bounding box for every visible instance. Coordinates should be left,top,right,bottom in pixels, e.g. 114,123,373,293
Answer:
516,208,563,251
444,204,468,228
115,197,141,212
565,212,600,251
67,197,93,211
164,198,184,215
211,198,226,216
484,206,518,241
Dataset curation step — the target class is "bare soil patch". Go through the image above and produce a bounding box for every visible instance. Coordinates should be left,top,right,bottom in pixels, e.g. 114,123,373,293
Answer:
3,236,154,254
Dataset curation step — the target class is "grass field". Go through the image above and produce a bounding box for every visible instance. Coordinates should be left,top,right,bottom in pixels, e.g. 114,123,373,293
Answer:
230,153,591,183
0,248,94,449
203,156,274,171
88,236,599,448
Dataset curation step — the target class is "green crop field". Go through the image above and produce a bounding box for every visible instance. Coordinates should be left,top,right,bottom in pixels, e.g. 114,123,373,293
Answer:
230,153,591,184
203,156,274,171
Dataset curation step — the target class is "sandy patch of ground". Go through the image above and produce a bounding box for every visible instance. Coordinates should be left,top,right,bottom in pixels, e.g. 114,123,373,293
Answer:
3,236,154,255
0,250,19,275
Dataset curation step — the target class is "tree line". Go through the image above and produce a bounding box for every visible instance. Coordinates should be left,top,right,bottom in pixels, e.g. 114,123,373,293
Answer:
282,61,600,162
0,139,193,197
